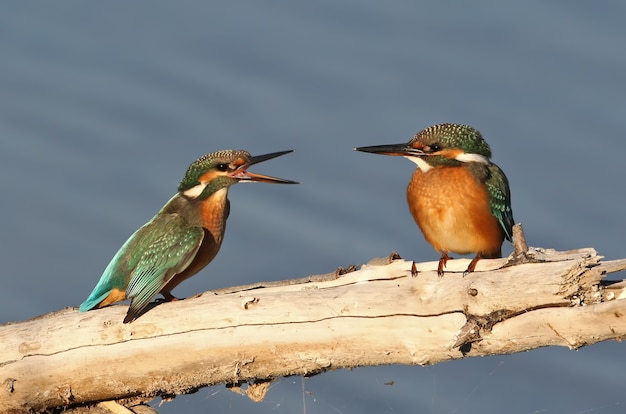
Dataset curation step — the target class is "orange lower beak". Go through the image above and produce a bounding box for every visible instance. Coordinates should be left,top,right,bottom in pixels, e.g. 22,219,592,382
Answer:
231,150,299,184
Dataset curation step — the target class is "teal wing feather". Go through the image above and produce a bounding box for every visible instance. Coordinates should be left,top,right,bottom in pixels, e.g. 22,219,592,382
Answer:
79,222,159,312
123,216,204,323
486,163,514,241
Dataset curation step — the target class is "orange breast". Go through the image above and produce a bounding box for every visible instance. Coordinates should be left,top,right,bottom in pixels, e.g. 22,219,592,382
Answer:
197,188,228,238
407,166,504,258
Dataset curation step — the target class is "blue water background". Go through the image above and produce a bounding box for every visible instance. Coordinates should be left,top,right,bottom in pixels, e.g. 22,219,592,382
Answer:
1,2,625,413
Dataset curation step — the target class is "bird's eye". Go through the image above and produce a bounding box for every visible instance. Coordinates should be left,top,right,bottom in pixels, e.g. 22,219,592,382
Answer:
216,163,229,172
429,144,442,152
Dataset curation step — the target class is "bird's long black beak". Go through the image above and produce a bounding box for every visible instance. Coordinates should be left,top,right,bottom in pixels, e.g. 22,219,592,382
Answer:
354,143,425,157
234,150,299,184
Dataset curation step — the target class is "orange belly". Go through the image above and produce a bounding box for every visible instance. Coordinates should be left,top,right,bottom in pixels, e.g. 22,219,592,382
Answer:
407,166,504,258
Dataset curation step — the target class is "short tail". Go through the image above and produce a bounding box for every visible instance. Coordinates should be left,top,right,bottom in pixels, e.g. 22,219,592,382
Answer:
78,290,110,312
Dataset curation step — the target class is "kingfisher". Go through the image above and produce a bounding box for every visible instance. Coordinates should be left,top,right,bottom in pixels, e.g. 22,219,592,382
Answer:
79,149,298,323
355,123,514,276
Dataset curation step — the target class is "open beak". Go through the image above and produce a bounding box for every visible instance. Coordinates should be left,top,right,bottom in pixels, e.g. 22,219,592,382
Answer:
232,150,299,184
354,143,425,157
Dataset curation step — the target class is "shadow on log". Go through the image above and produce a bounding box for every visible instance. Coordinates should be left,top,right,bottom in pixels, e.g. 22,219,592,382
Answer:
2,225,626,413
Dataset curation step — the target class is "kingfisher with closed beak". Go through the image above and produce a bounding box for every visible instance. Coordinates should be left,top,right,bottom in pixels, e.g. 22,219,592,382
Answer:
79,149,297,323
355,123,514,276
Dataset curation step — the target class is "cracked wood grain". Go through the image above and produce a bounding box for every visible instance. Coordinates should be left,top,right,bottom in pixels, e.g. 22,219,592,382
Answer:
1,239,626,413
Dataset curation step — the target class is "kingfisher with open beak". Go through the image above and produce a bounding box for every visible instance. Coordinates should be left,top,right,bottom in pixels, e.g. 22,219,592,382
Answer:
356,123,514,276
79,149,298,323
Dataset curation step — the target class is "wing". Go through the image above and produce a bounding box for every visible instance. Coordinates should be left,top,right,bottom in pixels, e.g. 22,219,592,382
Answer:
486,163,514,241
123,215,204,323
79,219,166,312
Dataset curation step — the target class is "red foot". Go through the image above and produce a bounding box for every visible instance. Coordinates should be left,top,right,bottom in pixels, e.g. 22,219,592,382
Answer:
437,253,451,277
464,254,482,276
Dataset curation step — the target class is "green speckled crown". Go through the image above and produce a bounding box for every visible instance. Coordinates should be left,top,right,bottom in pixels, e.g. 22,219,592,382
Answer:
414,123,492,158
178,150,251,193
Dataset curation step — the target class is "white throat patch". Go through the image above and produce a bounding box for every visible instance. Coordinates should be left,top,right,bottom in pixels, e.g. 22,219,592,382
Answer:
404,156,432,172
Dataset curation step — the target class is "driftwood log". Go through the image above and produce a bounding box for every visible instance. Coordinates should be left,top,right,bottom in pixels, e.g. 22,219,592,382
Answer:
2,226,626,413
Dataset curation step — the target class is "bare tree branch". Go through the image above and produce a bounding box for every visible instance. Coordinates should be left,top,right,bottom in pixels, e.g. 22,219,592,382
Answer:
2,226,626,413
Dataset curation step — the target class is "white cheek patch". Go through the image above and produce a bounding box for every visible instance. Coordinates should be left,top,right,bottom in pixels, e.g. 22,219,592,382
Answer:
183,182,207,198
455,152,489,164
404,156,432,172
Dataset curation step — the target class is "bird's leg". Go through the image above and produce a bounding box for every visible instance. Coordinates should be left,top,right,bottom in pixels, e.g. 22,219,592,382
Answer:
161,291,180,302
464,254,483,276
437,252,451,277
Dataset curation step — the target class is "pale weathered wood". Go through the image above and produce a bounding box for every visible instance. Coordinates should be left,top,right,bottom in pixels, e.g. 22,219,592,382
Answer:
1,245,626,413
